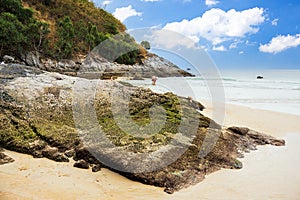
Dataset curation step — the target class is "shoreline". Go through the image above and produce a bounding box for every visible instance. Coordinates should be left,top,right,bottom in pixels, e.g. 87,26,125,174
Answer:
1,103,300,199
200,99,300,137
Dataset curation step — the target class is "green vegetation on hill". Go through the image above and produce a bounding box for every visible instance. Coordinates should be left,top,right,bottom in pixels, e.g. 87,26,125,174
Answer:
0,0,146,64
0,0,49,57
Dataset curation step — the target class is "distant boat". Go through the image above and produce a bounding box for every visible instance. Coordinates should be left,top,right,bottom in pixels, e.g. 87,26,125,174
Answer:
257,76,264,79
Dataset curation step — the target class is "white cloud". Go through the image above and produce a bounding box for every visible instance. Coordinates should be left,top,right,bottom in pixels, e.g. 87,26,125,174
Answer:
163,7,265,45
113,5,142,22
150,24,162,29
239,51,244,54
229,43,237,49
259,34,300,54
205,0,219,6
200,45,209,51
102,0,111,6
271,18,279,26
212,45,227,51
144,29,197,49
229,40,242,49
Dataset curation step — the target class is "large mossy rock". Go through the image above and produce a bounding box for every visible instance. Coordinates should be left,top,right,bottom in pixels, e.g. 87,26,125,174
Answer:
0,64,284,193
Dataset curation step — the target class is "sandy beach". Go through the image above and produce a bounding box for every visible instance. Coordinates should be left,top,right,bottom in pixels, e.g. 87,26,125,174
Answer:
1,102,300,200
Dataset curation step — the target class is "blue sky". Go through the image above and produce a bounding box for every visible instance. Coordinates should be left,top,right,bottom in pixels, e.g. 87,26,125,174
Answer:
93,0,300,69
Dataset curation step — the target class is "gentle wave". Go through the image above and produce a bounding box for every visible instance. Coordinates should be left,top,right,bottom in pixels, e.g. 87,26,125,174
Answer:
292,87,300,90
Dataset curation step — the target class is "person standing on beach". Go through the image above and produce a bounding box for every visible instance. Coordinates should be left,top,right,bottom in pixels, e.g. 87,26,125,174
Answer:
152,76,157,85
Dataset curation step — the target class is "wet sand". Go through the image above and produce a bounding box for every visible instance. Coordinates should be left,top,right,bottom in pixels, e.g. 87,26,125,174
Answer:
1,103,300,200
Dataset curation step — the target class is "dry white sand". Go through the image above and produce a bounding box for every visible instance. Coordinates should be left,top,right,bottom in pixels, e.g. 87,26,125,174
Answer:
1,103,300,200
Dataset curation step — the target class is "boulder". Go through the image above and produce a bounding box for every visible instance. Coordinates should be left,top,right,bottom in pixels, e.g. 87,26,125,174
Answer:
64,149,75,158
3,55,15,63
74,145,99,164
42,146,58,157
41,59,57,71
29,140,47,151
22,51,41,67
74,159,90,169
42,146,69,162
92,164,102,172
0,152,15,165
58,59,76,69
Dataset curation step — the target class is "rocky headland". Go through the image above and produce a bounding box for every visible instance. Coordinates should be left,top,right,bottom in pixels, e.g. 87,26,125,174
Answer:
5,51,193,80
0,59,285,193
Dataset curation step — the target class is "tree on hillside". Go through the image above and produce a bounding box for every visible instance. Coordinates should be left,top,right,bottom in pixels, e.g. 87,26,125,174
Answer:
0,0,145,63
0,0,35,23
56,16,75,58
0,0,50,57
26,21,50,51
0,13,26,56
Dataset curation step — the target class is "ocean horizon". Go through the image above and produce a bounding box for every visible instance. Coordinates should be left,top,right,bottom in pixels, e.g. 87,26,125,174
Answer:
128,69,300,116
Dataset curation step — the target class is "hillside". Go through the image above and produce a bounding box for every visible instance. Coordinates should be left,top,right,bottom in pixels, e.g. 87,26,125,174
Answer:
0,0,145,64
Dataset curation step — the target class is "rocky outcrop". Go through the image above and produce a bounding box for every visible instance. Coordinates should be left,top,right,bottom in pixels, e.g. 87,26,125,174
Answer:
0,148,14,165
2,51,193,80
228,126,285,147
74,159,90,169
21,51,41,67
3,55,15,63
39,58,80,77
41,146,69,162
0,64,284,193
79,53,194,80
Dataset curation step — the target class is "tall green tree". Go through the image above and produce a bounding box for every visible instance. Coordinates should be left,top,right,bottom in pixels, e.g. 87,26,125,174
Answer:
26,21,50,51
56,16,75,58
0,12,26,56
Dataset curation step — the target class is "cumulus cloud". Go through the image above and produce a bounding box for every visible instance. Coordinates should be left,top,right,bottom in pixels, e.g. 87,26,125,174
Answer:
113,5,142,22
163,7,265,45
144,29,197,49
259,34,300,54
205,0,219,6
212,45,227,51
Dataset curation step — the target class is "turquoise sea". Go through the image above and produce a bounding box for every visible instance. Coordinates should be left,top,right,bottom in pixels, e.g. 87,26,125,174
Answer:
128,69,300,116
